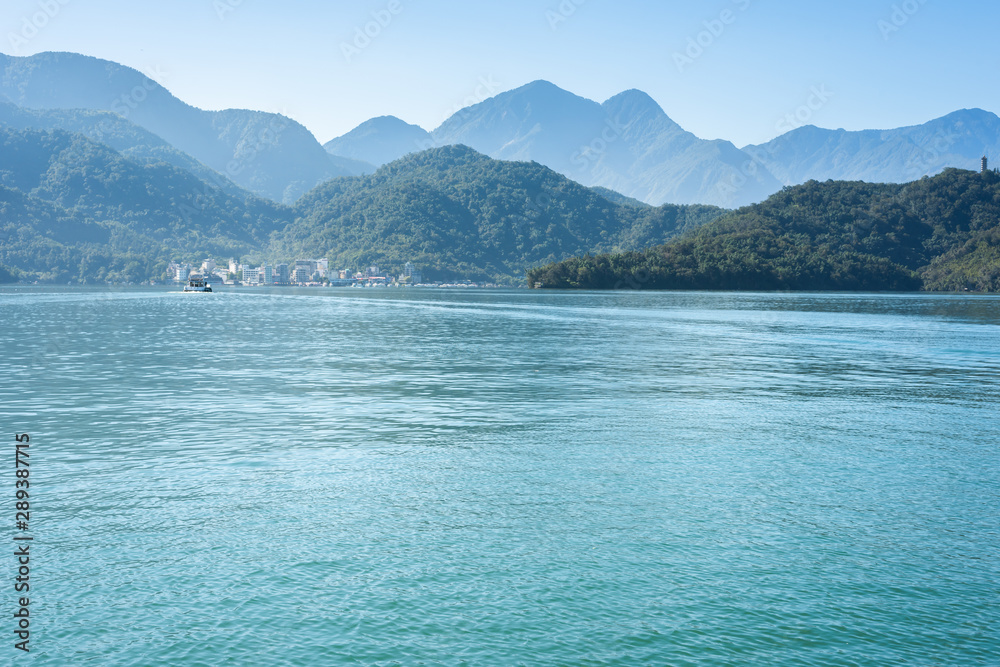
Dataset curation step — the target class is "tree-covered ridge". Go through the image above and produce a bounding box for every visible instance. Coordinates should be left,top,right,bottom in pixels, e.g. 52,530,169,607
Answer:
0,52,364,204
0,133,724,283
0,127,293,282
527,169,1000,292
275,145,724,283
0,263,16,283
0,99,251,200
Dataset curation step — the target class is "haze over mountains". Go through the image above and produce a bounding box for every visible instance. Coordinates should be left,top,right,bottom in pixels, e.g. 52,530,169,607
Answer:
325,81,783,209
0,127,721,284
2,51,997,211
0,52,371,204
744,109,1000,186
1,49,999,289
528,168,1000,293
326,80,999,209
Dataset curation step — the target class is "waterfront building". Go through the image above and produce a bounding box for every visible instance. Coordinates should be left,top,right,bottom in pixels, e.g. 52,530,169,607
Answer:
403,262,422,284
295,260,317,277
172,263,192,282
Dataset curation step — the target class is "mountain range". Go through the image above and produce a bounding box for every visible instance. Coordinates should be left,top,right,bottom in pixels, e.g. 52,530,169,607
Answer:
0,52,372,204
3,51,997,211
277,144,722,282
325,82,1000,209
744,109,1000,186
1,50,998,289
0,124,721,284
527,169,1000,292
325,81,783,208
0,125,289,282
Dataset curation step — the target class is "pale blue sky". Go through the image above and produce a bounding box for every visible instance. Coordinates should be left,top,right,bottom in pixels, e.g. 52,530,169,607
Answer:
2,0,996,146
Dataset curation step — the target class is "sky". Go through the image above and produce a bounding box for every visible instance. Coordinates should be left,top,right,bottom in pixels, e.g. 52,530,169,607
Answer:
2,0,998,147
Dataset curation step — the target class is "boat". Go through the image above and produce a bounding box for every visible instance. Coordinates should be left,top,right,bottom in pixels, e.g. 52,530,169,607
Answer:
183,276,213,293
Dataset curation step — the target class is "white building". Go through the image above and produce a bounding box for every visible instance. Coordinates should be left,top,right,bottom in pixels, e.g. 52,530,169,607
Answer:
172,263,192,282
403,262,422,284
242,266,260,285
295,260,317,278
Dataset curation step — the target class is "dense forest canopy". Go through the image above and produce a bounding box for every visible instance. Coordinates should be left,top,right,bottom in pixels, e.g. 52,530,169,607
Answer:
274,145,723,283
0,127,292,283
2,120,999,291
527,169,1000,292
0,131,723,284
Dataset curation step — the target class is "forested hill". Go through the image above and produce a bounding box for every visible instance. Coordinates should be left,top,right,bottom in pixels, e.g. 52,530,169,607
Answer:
527,169,1000,292
273,145,724,283
0,127,292,282
0,134,723,283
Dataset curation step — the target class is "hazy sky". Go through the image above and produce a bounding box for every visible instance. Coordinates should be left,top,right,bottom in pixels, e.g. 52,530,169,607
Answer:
2,0,996,146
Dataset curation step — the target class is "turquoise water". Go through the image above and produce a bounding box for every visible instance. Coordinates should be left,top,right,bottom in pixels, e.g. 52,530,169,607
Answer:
2,287,998,665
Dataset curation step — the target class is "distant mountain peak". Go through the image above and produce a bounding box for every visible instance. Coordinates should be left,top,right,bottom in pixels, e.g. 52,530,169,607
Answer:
0,50,360,203
744,107,1000,186
355,115,425,131
603,89,664,114
493,80,595,106
519,79,564,92
323,115,431,167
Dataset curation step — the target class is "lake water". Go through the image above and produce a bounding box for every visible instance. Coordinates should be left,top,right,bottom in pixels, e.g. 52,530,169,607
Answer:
2,287,998,665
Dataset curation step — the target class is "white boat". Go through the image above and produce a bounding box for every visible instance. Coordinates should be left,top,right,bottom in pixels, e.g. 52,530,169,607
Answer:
183,277,213,293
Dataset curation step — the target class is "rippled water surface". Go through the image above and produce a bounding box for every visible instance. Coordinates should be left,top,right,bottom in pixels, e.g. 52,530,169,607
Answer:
2,287,998,665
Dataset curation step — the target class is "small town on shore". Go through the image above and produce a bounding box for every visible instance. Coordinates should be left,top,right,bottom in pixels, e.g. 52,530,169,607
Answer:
168,258,491,288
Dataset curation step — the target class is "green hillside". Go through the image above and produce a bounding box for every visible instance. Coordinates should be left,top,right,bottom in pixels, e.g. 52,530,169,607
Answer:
275,145,724,283
0,127,292,282
0,134,723,284
527,169,1000,291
